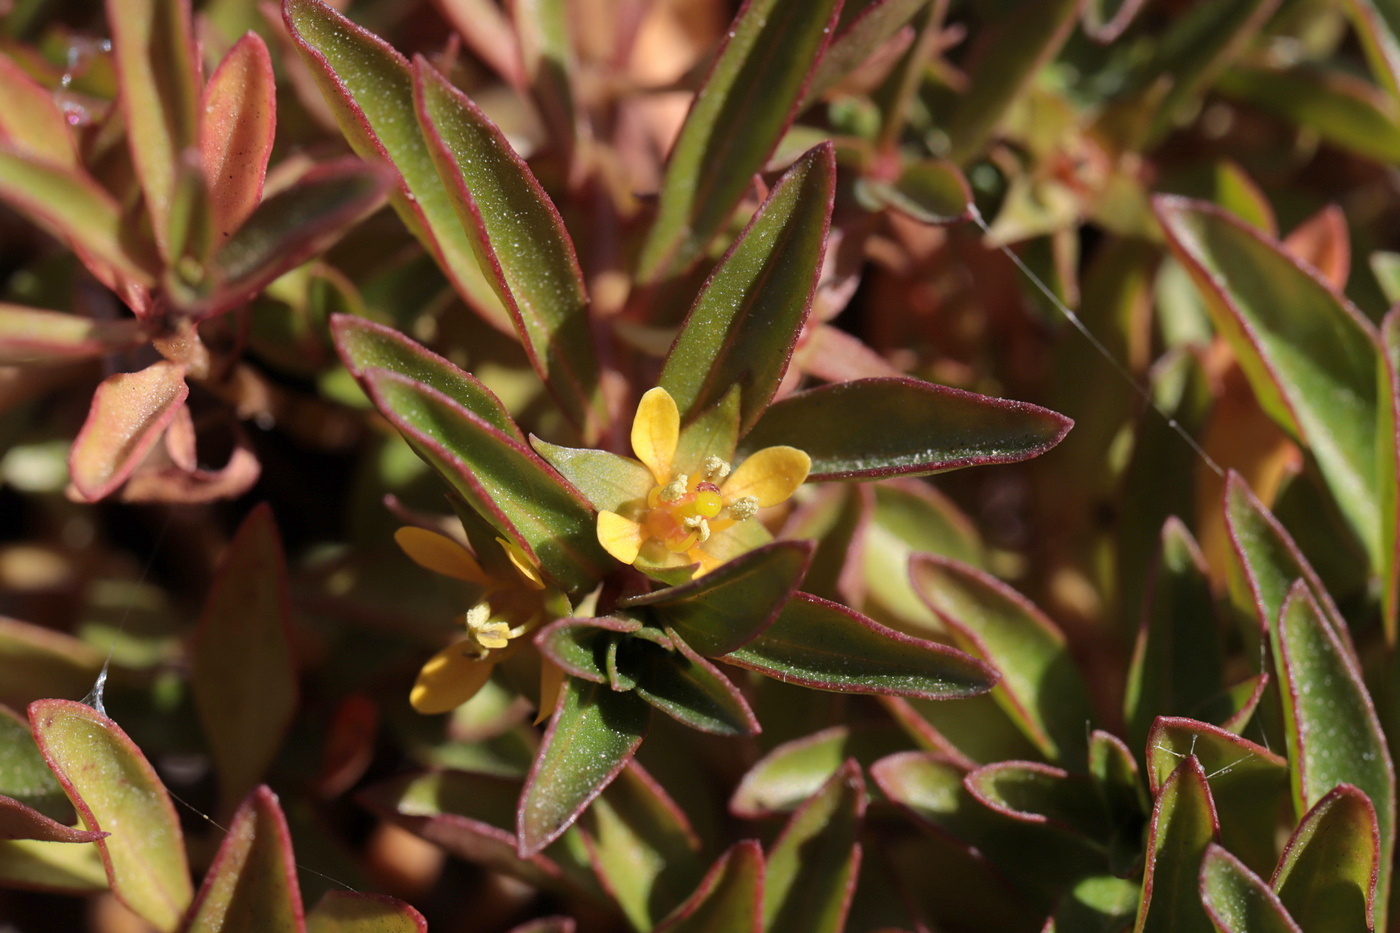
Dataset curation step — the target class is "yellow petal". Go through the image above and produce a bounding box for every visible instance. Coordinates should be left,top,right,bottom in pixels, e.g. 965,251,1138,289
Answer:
535,658,564,725
722,446,810,508
410,644,495,713
597,510,644,564
495,537,545,590
632,387,679,484
395,527,490,584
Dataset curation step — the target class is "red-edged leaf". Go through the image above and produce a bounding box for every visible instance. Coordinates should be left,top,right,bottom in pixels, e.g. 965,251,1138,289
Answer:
1380,308,1400,642
183,786,304,933
804,0,930,104
0,705,76,826
69,362,188,502
0,837,109,893
1272,784,1379,933
763,761,864,933
964,760,1110,842
0,54,78,168
0,305,143,364
0,618,104,711
200,33,277,239
1199,843,1301,933
1134,757,1218,933
305,891,427,932
429,0,525,89
654,840,763,933
0,795,106,844
731,726,909,818
29,699,193,931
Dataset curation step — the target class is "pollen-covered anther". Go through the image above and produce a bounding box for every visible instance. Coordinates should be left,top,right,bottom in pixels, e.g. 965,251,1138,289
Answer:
727,495,759,521
464,602,513,651
682,515,712,542
658,474,689,503
702,455,731,482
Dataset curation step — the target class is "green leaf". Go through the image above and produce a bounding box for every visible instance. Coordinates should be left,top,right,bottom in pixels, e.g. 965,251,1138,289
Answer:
0,707,75,826
0,304,143,365
731,725,908,817
1134,757,1218,933
1274,582,1395,926
1272,785,1378,933
740,377,1073,480
362,368,609,592
625,636,759,736
1380,308,1400,642
69,362,189,502
1199,843,1302,933
621,542,812,656
0,838,109,893
184,786,303,933
305,891,427,933
0,55,78,168
200,34,276,239
635,0,843,282
1343,0,1400,102
413,58,601,437
721,592,997,700
911,554,1094,767
517,678,650,857
29,699,193,931
282,0,511,330
763,761,864,933
0,618,104,712
654,840,762,933
1216,65,1400,163
1089,730,1149,876
530,439,653,512
659,143,834,433
331,314,522,440
191,505,298,811
965,760,1111,843
1157,197,1384,566
536,616,640,684
855,159,971,224
803,0,931,105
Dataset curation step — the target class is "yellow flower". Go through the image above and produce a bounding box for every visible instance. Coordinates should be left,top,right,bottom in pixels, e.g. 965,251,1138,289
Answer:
596,387,810,576
394,526,564,716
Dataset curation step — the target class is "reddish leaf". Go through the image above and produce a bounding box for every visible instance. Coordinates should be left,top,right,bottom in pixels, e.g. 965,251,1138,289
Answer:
1272,784,1379,933
654,840,763,933
305,891,427,932
1135,757,1218,933
201,33,277,239
69,361,188,502
0,305,143,365
763,761,864,933
0,54,78,168
183,786,304,933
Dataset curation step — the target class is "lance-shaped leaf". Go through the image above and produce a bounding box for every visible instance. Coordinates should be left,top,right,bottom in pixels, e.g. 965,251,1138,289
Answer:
0,305,143,365
763,761,864,933
531,439,655,513
654,840,763,933
731,726,908,818
965,761,1111,844
624,636,760,736
803,0,930,104
1380,309,1400,642
0,838,109,893
0,151,158,287
620,542,812,656
721,592,997,699
911,555,1093,767
0,795,106,844
106,0,200,260
413,58,601,436
200,33,277,239
0,706,78,827
69,362,188,502
517,678,650,857
1272,784,1379,933
362,368,609,592
0,54,78,168
0,618,104,711
197,159,390,316
1274,582,1394,924
1135,757,1218,933
1090,730,1149,876
1344,0,1400,102
659,144,834,432
306,891,427,933
29,699,193,931
191,505,298,812
857,159,972,225
330,315,521,440
1157,196,1384,566
740,378,1073,481
183,786,303,933
283,0,510,329
635,0,842,282
1199,843,1302,933
536,616,640,683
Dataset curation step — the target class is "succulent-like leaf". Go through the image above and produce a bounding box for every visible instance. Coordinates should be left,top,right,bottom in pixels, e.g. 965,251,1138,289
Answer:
535,616,640,683
191,504,298,811
730,726,907,818
1344,0,1400,101
1272,784,1379,933
0,837,109,893
621,542,812,656
305,891,427,932
763,761,864,933
740,377,1073,480
722,592,998,700
625,636,760,736
183,786,304,933
1134,757,1218,933
200,33,276,239
29,699,193,931
0,707,77,827
1199,843,1302,933
413,58,601,436
635,0,842,282
803,0,931,104
531,439,654,512
659,143,834,432
1380,308,1400,642
857,159,972,225
69,362,188,502
1089,730,1149,875
0,305,143,365
965,760,1110,843
1158,196,1384,566
517,678,650,857
0,619,104,712
653,840,762,933
0,54,78,168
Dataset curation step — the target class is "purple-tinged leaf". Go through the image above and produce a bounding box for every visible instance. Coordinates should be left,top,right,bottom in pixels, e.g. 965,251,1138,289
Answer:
621,542,813,656
1342,0,1400,102
1084,0,1149,42
191,504,298,812
722,592,997,700
1135,757,1218,933
965,761,1110,842
741,378,1073,481
911,555,1093,767
0,618,104,711
1380,308,1400,642
659,143,834,433
200,33,277,239
1272,785,1378,933
803,0,929,104
1274,582,1394,925
1199,843,1301,933
282,0,511,330
69,362,188,502
30,699,193,931
627,635,760,736
1089,730,1149,876
0,795,106,844
763,761,864,933
0,54,78,168
512,0,578,150
634,0,842,283
305,891,427,933
0,706,75,826
429,0,525,89
0,837,108,893
330,315,522,440
731,726,908,818
857,159,972,225
536,616,640,684
413,58,601,437
1158,196,1384,566
0,305,143,365
183,786,304,933
654,840,762,933
362,368,609,592
517,678,650,857
106,0,200,261
782,484,871,606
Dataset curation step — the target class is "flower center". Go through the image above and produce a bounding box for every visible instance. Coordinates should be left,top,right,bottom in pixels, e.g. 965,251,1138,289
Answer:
639,457,757,554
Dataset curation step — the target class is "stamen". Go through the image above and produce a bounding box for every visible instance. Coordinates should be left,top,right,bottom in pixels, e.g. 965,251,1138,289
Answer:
727,496,758,521
702,455,731,481
659,474,689,502
682,515,711,542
